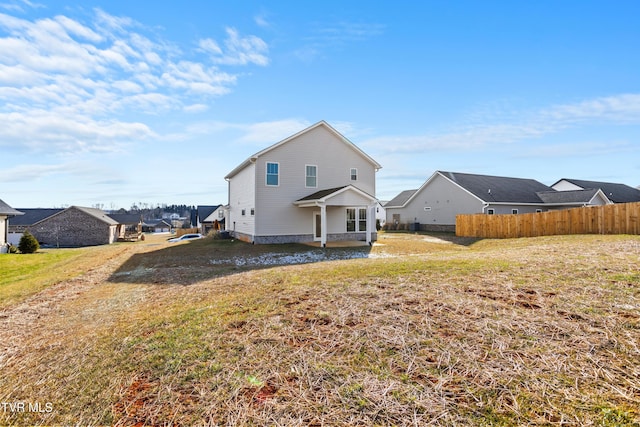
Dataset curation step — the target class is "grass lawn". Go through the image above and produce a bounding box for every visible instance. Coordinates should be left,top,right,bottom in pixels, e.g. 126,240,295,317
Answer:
1,232,639,425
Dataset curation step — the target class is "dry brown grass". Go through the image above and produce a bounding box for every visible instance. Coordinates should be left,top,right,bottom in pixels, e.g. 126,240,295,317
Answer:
1,232,639,426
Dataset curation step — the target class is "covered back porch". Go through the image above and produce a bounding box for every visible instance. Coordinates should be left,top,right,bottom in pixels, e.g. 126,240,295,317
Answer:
294,185,378,248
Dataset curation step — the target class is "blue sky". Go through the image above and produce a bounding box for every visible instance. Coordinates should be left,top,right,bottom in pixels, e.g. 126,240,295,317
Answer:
1,0,639,209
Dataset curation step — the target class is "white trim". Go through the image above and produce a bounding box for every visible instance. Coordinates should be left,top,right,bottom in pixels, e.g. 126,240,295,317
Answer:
350,168,358,181
313,211,322,242
305,164,318,188
225,121,382,180
266,161,280,187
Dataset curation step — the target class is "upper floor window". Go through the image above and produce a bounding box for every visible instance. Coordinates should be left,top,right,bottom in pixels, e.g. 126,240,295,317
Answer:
350,168,358,181
306,165,317,188
266,162,279,186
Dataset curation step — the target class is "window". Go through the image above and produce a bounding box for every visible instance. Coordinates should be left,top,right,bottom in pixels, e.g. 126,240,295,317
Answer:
346,207,367,232
512,209,519,214
305,165,317,187
250,208,255,216
241,209,246,216
536,209,542,213
487,209,495,215
350,168,358,181
346,208,356,232
359,208,367,231
266,162,279,186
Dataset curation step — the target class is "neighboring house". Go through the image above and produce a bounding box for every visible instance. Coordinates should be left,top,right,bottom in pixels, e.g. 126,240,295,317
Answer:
385,171,610,232
30,206,119,247
552,178,640,203
195,205,224,235
0,199,23,253
224,120,382,246
7,208,63,245
150,219,172,233
107,213,143,241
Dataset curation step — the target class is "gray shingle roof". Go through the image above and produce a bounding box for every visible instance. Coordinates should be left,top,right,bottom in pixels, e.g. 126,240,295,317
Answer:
536,189,600,204
0,199,23,216
296,186,349,202
107,213,143,225
385,190,417,207
197,205,220,221
9,208,62,225
440,171,553,203
554,178,640,203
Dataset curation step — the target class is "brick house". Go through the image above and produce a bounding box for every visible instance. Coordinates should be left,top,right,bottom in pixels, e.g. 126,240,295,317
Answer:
30,206,119,247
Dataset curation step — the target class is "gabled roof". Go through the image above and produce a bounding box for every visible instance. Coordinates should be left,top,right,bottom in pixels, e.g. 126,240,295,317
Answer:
225,121,382,180
439,171,553,204
293,185,376,206
34,206,119,226
552,178,640,203
385,190,418,208
0,199,24,216
197,205,220,222
9,208,62,225
536,189,606,205
107,213,143,225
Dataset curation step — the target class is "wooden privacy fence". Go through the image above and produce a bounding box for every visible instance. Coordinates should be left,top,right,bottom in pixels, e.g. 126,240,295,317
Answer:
456,202,640,239
176,227,199,237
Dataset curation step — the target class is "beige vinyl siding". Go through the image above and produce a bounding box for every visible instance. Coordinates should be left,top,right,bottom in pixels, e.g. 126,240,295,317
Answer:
255,125,377,237
228,162,256,237
387,173,483,226
0,217,6,246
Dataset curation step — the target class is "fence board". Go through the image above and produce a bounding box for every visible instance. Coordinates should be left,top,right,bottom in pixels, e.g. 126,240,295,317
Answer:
456,202,640,238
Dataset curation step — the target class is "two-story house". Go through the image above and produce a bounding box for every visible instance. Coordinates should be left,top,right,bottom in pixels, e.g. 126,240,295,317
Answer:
224,121,382,246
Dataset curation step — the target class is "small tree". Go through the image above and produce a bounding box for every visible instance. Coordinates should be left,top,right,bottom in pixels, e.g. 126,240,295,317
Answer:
19,231,40,254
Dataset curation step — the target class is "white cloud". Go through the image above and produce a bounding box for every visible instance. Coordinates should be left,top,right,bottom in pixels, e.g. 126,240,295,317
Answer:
0,8,270,156
200,27,269,66
365,93,640,155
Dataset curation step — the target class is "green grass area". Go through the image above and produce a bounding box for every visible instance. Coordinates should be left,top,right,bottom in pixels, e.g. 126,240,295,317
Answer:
0,248,87,308
1,233,639,425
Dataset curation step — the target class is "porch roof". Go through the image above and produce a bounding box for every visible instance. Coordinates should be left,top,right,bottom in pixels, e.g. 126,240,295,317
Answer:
293,185,377,207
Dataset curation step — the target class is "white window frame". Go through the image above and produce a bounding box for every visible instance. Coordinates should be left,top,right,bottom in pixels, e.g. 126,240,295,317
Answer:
346,207,367,232
487,209,495,215
350,168,358,181
266,162,279,186
305,164,317,188
512,209,519,214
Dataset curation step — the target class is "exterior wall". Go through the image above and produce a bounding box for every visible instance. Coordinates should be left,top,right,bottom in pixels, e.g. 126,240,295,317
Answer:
253,232,378,244
386,173,484,227
227,162,256,237
485,204,549,215
552,180,583,191
7,232,22,246
254,125,377,238
30,207,117,247
0,216,6,252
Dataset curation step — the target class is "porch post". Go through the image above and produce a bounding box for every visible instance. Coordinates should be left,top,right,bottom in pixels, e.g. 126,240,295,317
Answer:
366,203,377,245
320,203,327,247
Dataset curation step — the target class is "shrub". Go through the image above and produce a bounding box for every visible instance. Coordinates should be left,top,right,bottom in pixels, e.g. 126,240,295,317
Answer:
8,244,18,254
19,231,40,254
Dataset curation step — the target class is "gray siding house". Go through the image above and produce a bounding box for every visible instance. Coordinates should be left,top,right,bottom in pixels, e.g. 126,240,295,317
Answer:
552,178,640,203
225,121,382,245
30,206,119,247
386,171,610,232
